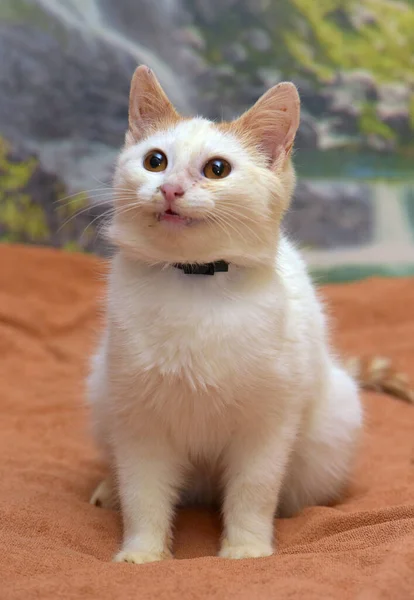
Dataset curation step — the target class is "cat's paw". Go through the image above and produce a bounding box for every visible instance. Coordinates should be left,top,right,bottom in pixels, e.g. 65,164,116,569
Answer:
219,540,273,560
90,479,118,509
113,549,172,565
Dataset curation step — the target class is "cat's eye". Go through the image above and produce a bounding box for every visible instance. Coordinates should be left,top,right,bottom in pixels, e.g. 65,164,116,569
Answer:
203,158,231,179
143,150,167,172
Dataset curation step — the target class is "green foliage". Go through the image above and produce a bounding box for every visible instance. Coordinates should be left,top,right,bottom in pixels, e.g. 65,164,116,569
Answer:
0,138,36,187
289,0,414,83
0,137,99,251
292,0,414,82
409,95,414,129
0,196,49,241
63,240,84,253
0,0,51,28
56,192,88,218
359,102,395,140
0,138,49,242
190,0,414,84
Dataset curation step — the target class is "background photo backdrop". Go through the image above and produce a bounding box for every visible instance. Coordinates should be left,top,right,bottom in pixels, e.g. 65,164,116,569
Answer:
1,0,414,282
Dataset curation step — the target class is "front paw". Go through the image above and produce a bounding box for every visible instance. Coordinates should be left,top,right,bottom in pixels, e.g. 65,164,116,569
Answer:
219,539,273,560
113,549,172,565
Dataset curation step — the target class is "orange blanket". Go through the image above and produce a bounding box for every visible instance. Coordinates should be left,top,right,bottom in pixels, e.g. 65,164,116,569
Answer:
1,245,414,599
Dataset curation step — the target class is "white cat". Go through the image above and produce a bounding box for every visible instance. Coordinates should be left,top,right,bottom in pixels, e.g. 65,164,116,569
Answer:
87,65,362,564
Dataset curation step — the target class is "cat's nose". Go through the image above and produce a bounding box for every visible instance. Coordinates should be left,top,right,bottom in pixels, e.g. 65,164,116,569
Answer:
160,183,185,205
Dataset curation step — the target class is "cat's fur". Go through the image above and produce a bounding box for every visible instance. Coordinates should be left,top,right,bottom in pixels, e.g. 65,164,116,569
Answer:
87,65,363,564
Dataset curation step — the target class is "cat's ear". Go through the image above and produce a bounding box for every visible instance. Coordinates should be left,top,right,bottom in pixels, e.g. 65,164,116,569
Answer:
232,82,300,166
128,65,179,141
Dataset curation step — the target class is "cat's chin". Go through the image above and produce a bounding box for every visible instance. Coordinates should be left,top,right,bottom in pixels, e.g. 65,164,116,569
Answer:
157,210,202,228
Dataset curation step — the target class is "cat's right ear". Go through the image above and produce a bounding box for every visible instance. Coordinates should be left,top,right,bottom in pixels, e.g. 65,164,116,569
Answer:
127,65,179,142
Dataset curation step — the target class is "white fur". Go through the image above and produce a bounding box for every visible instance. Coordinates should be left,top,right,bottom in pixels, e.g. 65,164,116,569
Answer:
87,114,362,564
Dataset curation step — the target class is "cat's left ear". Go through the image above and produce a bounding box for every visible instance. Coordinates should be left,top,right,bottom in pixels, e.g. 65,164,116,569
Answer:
128,65,179,141
232,82,300,167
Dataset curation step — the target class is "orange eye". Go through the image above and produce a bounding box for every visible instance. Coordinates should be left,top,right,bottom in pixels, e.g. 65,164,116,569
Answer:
203,158,231,179
143,150,167,172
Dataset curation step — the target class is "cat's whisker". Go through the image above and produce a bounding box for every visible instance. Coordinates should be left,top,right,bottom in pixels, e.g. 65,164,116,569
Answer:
210,207,272,241
56,186,136,206
82,200,138,239
79,212,113,241
210,210,264,245
78,200,141,242
55,188,112,206
215,202,270,221
91,174,113,189
57,206,100,233
216,201,260,214
216,209,267,244
57,196,137,234
217,204,271,223
215,206,261,226
205,214,230,240
113,204,142,219
57,194,114,213
206,213,247,245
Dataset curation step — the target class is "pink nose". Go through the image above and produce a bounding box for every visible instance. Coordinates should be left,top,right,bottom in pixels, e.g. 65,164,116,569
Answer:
160,183,184,205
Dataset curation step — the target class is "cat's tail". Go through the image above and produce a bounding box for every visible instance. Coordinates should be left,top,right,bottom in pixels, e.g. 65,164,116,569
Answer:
345,356,414,403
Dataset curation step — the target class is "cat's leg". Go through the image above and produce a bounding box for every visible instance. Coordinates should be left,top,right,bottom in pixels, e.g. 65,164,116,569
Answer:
113,434,183,564
219,419,297,559
279,365,362,517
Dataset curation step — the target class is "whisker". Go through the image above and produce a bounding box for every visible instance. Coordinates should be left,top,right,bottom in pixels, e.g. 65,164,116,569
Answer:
215,206,260,224
214,207,269,236
57,206,102,234
57,194,114,213
55,188,110,206
206,213,235,240
210,210,263,244
216,201,258,212
213,208,265,243
81,211,112,239
57,196,137,233
91,174,113,188
111,203,141,218
79,200,144,243
216,203,269,222
55,187,135,206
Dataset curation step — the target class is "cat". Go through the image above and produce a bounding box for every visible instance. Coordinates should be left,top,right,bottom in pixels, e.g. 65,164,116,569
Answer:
87,65,413,564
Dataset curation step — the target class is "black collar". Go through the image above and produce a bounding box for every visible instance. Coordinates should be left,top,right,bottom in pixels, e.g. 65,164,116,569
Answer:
174,260,229,276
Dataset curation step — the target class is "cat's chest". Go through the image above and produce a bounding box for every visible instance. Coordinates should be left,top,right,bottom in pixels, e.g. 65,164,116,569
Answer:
125,299,260,378
111,271,276,385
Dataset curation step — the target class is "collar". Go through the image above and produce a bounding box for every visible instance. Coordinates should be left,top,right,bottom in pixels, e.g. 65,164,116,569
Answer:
173,260,229,276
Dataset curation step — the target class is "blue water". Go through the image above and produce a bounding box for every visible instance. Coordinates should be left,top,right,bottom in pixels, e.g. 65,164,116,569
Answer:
295,150,414,181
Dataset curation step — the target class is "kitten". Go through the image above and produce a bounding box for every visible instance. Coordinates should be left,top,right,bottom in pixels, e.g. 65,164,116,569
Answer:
86,66,407,565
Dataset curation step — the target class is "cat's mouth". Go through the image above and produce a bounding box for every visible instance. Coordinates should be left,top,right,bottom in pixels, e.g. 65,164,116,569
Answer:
157,209,198,226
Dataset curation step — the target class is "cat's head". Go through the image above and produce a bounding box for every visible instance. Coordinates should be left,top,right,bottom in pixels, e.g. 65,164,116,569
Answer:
110,65,300,267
